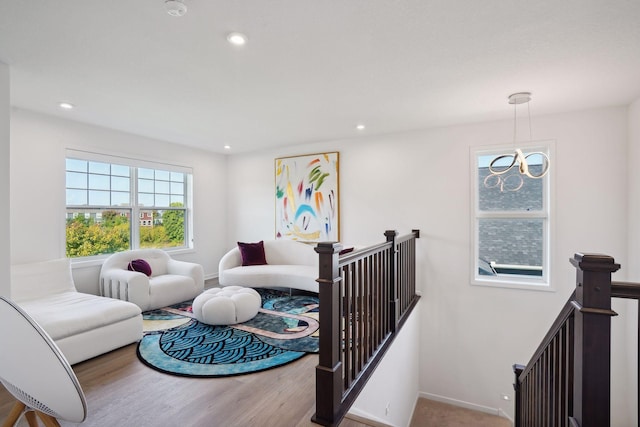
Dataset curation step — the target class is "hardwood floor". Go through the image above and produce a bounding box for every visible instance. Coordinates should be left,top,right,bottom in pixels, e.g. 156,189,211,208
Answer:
0,280,511,426
0,330,510,427
0,343,371,427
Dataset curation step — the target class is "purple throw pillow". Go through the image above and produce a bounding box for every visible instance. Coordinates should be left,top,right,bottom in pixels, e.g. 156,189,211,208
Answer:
339,247,355,256
237,241,268,266
128,259,152,277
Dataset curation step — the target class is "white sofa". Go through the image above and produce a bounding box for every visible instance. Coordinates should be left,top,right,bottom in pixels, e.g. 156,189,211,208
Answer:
99,249,204,311
10,258,143,365
218,240,319,293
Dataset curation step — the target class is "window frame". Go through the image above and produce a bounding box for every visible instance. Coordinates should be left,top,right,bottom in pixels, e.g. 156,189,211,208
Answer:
470,141,554,291
65,149,193,260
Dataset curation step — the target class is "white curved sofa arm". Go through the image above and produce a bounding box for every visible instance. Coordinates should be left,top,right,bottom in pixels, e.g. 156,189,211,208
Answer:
100,268,150,309
218,248,243,285
167,259,205,292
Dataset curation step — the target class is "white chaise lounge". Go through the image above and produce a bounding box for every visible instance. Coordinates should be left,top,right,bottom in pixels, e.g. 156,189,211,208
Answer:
218,240,319,293
10,258,143,365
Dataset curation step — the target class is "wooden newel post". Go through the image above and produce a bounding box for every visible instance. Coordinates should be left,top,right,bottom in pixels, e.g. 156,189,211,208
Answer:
570,253,620,427
512,364,524,427
312,242,343,426
385,230,398,333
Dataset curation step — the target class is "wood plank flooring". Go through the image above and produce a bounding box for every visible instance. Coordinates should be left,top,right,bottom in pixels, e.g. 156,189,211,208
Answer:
0,343,513,427
0,281,511,426
0,343,370,427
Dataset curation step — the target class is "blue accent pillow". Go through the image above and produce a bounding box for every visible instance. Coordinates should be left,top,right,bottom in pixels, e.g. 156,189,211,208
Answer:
237,241,268,266
128,259,152,277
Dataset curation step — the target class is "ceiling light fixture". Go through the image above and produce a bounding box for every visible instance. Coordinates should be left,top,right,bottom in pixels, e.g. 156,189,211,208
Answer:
165,0,187,17
223,145,231,150
227,32,247,46
356,124,365,130
58,102,74,110
486,92,550,189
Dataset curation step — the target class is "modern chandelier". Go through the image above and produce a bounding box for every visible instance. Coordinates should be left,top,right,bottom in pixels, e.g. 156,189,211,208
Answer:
485,92,550,192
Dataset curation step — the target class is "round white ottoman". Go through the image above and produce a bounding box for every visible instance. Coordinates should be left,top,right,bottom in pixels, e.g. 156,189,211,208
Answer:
192,286,261,325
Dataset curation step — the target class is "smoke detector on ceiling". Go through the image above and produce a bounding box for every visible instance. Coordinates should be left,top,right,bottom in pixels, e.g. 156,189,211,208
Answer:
165,0,187,17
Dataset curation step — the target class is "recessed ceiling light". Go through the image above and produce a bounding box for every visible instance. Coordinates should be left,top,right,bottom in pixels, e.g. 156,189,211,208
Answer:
223,145,231,150
356,124,365,130
59,102,74,110
227,32,248,46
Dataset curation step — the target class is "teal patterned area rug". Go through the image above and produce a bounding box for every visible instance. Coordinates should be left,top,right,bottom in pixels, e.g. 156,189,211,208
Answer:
137,289,319,377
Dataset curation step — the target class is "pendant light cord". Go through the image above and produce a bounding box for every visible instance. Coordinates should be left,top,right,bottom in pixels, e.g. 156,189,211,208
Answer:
513,99,533,144
513,102,517,145
527,100,532,140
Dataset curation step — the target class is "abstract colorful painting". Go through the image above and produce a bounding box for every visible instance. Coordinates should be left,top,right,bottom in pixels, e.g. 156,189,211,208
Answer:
275,152,339,242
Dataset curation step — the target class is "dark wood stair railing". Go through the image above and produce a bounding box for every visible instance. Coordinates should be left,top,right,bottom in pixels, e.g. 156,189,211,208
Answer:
610,279,640,426
514,253,626,427
311,229,420,427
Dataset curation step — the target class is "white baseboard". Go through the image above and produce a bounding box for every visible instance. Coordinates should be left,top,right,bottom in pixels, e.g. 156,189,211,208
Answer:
419,392,514,423
345,409,394,427
204,273,219,281
497,407,514,422
407,392,420,427
348,391,421,427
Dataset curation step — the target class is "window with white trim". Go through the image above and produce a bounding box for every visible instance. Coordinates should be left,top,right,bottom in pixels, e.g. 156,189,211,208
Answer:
65,150,192,258
471,142,551,289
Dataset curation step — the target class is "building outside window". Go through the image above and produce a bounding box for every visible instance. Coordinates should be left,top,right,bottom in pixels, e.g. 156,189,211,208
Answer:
471,142,552,289
65,150,192,259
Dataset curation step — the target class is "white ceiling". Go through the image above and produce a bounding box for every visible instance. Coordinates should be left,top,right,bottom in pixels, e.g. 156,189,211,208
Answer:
1,1,639,154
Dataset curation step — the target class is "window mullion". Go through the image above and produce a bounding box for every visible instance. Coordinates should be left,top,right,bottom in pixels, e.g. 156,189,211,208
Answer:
182,177,188,244
131,166,140,250
477,210,547,219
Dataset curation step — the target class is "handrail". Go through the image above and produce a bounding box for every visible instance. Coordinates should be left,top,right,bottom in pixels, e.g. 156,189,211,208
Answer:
338,241,391,265
312,229,420,427
517,290,576,380
611,279,640,423
611,280,640,299
514,253,620,427
513,298,576,427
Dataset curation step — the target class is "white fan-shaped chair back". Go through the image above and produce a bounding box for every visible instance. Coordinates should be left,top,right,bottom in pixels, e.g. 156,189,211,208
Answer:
0,296,87,423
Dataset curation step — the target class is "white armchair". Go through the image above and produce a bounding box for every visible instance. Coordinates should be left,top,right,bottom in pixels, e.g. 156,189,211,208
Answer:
100,249,204,311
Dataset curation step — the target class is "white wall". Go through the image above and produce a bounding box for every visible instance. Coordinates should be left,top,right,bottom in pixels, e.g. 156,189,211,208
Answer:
627,97,640,275
624,97,640,426
9,109,228,294
227,106,630,421
350,305,421,427
0,63,9,297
